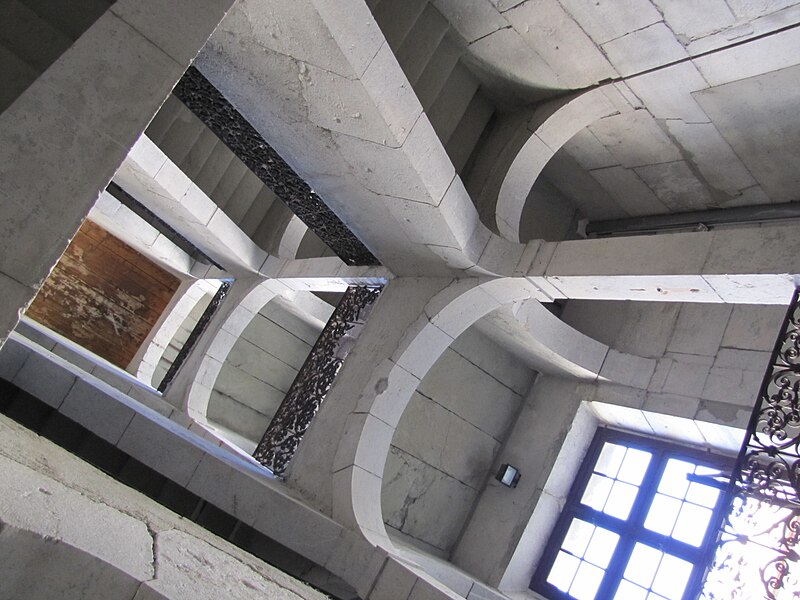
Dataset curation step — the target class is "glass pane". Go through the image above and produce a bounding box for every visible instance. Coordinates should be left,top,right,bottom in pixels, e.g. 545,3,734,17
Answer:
658,459,694,499
570,561,605,600
651,553,693,599
647,593,670,600
605,480,638,520
582,473,613,511
644,493,682,536
624,543,662,588
615,580,648,600
562,519,594,558
547,551,580,592
672,502,712,546
584,527,619,569
617,447,652,485
686,480,720,508
596,443,626,478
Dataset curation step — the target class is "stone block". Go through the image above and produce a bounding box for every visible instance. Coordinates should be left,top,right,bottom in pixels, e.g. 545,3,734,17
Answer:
667,303,732,357
590,110,682,168
559,0,662,44
418,348,524,440
701,367,759,407
635,160,715,212
664,121,756,195
643,410,705,446
432,0,509,43
563,129,617,171
661,359,710,398
504,0,616,88
362,42,425,147
694,26,800,86
714,348,771,372
694,420,746,454
653,0,735,39
589,165,668,216
602,23,688,77
369,557,417,600
643,392,700,419
0,337,30,382
333,412,394,476
13,349,77,409
599,350,656,390
721,304,786,351
59,377,136,444
117,413,205,486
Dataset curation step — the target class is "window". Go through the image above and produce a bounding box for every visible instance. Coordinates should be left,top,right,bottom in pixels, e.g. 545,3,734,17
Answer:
531,429,733,600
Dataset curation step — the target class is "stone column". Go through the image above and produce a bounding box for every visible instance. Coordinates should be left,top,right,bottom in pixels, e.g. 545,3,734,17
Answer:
0,0,236,347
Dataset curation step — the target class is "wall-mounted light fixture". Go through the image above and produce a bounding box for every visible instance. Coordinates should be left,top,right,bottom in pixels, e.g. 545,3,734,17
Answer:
496,464,521,488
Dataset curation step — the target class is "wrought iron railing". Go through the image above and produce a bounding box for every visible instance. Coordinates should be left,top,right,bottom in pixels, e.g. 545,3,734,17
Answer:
253,285,383,476
173,67,379,267
157,280,231,393
702,288,800,599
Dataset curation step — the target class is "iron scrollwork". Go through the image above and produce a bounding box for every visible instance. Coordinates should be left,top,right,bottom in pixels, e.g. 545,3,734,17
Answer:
703,288,800,599
253,285,383,476
173,67,379,267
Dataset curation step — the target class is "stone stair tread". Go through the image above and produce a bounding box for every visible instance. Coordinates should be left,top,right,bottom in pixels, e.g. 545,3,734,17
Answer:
223,170,264,225
427,61,480,145
252,199,294,254
446,90,494,174
0,0,73,72
180,127,220,181
145,94,185,145
157,104,206,168
371,0,427,50
193,139,237,199
240,188,277,238
415,33,462,112
210,158,249,211
0,42,39,113
395,3,449,86
22,0,111,40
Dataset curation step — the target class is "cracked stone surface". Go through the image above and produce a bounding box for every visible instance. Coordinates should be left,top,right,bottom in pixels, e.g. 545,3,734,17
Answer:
0,414,329,600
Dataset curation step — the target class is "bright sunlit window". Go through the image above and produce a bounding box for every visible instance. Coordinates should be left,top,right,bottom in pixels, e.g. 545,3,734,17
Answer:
531,429,733,600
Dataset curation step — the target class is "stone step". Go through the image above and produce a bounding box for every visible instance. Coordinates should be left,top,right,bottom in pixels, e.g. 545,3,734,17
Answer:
223,170,264,226
252,199,294,254
427,61,480,145
0,43,39,113
158,104,206,168
22,0,111,40
395,3,449,86
371,0,427,50
240,187,277,238
179,126,220,181
210,157,249,211
0,0,73,73
145,94,185,145
446,90,494,174
193,138,236,199
415,33,462,112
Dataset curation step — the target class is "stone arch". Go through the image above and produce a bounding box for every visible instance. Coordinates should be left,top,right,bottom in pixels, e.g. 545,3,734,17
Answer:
184,279,287,421
494,86,623,242
329,278,652,553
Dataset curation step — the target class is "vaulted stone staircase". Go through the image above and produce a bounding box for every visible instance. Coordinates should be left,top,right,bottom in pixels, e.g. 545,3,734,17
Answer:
0,0,114,113
369,0,496,175
145,95,335,260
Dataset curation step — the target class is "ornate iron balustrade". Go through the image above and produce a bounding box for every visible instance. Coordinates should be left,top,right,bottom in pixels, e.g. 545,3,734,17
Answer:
157,280,231,393
703,288,800,600
173,67,379,267
253,285,383,476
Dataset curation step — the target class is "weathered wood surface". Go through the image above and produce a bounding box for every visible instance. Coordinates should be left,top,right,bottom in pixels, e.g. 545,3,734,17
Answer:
26,220,180,368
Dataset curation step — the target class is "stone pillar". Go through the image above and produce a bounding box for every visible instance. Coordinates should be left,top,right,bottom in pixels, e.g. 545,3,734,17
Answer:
0,0,236,347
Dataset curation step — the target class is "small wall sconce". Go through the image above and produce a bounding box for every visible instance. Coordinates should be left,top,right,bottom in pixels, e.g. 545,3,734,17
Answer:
496,464,521,488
